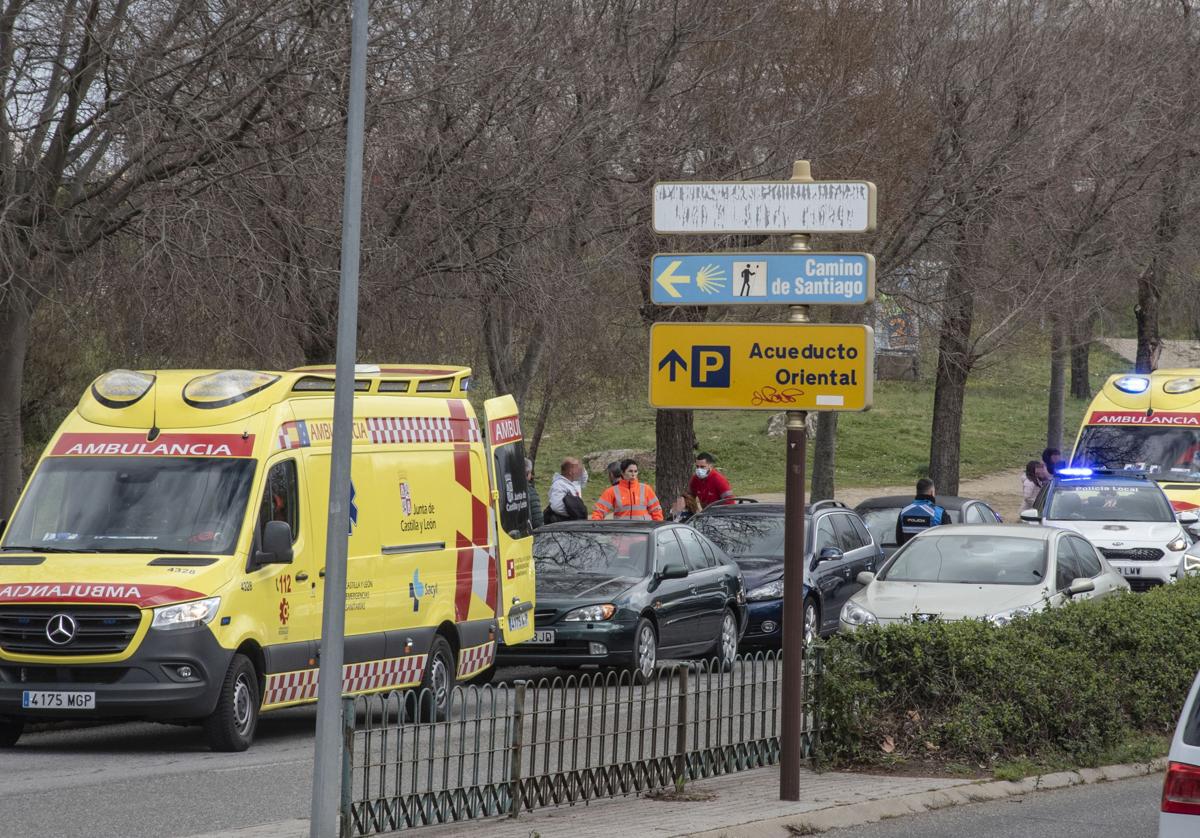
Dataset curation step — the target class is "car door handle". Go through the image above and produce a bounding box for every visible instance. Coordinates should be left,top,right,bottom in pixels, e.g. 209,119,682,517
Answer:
318,568,326,579
689,586,698,594
295,571,309,582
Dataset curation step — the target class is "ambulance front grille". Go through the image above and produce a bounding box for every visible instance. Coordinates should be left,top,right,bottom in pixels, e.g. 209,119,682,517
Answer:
0,605,141,656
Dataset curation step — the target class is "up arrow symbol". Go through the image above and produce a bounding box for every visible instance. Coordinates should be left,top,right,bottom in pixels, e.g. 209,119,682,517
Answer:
658,350,688,382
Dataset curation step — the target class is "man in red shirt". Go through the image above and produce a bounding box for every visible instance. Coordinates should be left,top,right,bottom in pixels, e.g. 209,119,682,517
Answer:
686,452,735,509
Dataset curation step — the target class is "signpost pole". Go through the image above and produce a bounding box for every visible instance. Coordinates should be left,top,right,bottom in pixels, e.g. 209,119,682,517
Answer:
310,0,368,834
780,160,812,802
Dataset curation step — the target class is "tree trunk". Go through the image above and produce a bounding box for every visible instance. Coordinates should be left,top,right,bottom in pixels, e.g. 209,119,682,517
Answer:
654,409,695,509
1069,313,1092,400
1136,174,1182,374
928,269,974,496
1047,312,1066,451
0,293,33,519
1134,272,1163,374
810,412,838,501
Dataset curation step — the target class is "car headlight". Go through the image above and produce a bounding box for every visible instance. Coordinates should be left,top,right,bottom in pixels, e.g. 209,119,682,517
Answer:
151,597,221,630
988,604,1038,627
746,580,785,601
562,604,616,622
1167,534,1189,552
840,599,877,627
1183,554,1200,575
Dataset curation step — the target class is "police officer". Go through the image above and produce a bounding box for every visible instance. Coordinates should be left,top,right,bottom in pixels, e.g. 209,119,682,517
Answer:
895,478,946,546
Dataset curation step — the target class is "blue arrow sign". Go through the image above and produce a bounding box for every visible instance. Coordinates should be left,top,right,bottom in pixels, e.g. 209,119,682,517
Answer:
658,349,688,382
651,252,874,306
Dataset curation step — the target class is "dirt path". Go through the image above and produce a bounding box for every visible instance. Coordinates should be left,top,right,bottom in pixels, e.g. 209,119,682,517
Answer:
1101,337,1200,369
750,467,1028,520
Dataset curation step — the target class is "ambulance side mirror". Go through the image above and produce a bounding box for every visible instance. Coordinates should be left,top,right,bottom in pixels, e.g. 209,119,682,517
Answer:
254,521,294,568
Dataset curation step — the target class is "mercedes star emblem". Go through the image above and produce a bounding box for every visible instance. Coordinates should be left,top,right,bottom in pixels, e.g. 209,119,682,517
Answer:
45,613,77,645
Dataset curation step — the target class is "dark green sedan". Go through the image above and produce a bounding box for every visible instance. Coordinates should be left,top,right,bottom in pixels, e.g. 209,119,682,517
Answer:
495,521,747,677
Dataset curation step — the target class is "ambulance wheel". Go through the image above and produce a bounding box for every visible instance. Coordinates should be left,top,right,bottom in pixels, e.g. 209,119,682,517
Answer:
0,717,23,747
203,653,260,752
417,636,456,722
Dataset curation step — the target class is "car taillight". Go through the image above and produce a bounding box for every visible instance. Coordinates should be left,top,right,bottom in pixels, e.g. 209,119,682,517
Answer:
1163,761,1200,815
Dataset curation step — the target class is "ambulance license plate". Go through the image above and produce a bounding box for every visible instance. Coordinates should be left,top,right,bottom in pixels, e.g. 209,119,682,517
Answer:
22,690,95,710
508,611,529,631
529,630,555,644
1119,566,1141,577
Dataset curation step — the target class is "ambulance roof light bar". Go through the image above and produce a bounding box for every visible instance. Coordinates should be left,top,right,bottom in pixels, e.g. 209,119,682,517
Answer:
92,370,156,408
1113,375,1150,394
183,370,280,409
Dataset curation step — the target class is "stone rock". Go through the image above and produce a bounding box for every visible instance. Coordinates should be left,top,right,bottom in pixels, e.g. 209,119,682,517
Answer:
766,412,818,437
582,449,656,474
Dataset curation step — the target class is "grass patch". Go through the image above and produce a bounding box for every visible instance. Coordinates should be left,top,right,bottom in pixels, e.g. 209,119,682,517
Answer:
533,343,1129,499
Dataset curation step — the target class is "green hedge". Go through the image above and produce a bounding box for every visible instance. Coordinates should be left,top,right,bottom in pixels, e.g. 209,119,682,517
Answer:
817,577,1200,766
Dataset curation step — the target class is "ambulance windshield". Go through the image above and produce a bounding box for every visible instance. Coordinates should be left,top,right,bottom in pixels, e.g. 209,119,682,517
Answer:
1074,425,1200,482
1,457,256,555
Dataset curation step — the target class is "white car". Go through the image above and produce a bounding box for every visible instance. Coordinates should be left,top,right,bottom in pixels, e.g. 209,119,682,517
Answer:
839,524,1128,631
1180,539,1200,579
1161,671,1200,837
1021,470,1195,593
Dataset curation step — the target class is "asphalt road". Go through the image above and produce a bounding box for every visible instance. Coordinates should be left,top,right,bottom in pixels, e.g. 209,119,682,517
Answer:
824,773,1164,838
2,665,707,838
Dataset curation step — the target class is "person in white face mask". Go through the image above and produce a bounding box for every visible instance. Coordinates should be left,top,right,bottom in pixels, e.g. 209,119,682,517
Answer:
686,452,735,509
546,457,589,522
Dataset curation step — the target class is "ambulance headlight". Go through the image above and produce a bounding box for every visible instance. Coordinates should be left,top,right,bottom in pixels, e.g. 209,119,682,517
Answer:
152,597,221,630
92,370,155,408
1164,377,1200,395
183,370,279,409
1114,376,1150,394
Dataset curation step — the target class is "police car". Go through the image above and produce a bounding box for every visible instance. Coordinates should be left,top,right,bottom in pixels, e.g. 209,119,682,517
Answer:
1020,468,1197,592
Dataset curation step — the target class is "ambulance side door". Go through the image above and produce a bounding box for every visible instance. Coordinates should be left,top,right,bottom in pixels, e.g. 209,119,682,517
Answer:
483,396,535,645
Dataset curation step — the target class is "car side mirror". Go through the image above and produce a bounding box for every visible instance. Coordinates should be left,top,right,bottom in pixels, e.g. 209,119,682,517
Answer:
1066,577,1095,597
856,571,876,586
254,521,294,568
1019,509,1041,523
817,546,843,563
1178,511,1199,526
657,563,689,580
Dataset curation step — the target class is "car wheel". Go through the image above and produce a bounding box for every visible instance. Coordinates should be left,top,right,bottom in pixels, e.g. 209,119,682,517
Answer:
203,653,260,752
803,598,819,645
417,635,456,722
713,608,738,668
631,619,658,680
0,717,23,748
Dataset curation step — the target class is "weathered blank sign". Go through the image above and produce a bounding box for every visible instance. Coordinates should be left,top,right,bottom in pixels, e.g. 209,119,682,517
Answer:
653,181,877,234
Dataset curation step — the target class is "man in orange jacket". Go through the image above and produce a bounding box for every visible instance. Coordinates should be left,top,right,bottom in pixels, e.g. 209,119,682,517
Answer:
591,459,664,521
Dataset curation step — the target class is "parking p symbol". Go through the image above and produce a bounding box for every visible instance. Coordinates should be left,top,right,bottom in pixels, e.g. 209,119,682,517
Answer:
691,345,730,388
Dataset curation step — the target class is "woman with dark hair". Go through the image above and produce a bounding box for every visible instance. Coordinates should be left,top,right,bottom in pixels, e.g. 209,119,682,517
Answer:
591,459,664,521
1022,459,1051,509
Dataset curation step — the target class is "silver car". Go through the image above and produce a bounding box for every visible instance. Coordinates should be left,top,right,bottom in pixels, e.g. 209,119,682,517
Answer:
1161,671,1200,836
839,524,1129,631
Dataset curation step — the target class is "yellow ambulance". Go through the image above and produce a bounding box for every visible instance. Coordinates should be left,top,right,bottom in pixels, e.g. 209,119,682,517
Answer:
0,365,535,750
1071,369,1200,513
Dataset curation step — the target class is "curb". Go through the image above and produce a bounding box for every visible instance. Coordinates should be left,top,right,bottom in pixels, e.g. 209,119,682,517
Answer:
683,758,1167,837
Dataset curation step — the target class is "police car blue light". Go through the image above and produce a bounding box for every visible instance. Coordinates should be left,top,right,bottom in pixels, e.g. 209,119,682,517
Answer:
1058,467,1094,477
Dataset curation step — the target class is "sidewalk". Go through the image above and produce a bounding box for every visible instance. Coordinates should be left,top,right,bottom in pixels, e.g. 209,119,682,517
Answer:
183,759,1165,838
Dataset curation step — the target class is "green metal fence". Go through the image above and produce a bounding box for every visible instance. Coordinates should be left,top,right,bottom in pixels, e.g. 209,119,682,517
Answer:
343,650,819,836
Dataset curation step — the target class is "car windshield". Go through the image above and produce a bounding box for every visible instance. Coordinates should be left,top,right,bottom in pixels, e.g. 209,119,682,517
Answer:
879,534,1047,585
1,457,257,555
1074,425,1200,483
859,506,961,547
533,530,650,578
1046,483,1174,522
689,514,798,560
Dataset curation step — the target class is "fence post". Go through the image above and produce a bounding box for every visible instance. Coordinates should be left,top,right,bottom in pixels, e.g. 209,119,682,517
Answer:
508,680,527,819
340,696,355,838
674,664,689,793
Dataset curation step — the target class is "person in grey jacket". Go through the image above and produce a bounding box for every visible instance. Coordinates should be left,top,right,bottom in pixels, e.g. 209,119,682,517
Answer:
526,458,544,529
547,457,588,522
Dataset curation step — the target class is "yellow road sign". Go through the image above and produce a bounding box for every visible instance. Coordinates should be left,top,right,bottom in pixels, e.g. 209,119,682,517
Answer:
649,323,874,411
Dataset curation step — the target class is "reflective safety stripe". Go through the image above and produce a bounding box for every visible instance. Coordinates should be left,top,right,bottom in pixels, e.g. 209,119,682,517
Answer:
612,482,652,520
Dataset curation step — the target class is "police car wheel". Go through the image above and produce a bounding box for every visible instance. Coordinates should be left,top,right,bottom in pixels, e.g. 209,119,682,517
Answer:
417,636,456,722
203,654,260,752
0,717,23,748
